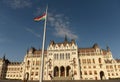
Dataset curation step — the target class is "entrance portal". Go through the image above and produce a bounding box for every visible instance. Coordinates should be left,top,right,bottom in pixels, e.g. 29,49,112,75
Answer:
100,71,104,80
54,66,59,77
66,66,71,76
60,66,65,76
24,72,29,81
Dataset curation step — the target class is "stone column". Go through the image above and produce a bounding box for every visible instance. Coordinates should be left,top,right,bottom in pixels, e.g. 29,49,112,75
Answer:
59,67,60,77
65,67,66,77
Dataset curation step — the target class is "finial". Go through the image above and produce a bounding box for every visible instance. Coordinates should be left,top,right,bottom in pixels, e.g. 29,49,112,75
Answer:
106,45,110,51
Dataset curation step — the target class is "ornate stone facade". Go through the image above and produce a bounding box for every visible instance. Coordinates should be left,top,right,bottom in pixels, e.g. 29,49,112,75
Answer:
0,56,9,79
0,39,120,80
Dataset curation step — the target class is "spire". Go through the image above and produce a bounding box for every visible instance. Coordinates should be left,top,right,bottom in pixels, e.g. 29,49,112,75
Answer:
3,54,6,60
64,34,68,42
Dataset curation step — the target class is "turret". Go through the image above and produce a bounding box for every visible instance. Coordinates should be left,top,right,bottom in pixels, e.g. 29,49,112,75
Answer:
93,43,99,49
106,46,110,52
28,47,36,54
50,40,55,45
71,39,76,44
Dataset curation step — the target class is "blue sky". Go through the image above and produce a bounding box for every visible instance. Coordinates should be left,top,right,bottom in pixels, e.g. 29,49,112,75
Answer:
0,0,120,61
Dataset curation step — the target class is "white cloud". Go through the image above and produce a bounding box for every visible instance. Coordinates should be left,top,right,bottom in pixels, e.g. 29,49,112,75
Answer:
25,28,41,38
3,0,32,9
48,13,78,40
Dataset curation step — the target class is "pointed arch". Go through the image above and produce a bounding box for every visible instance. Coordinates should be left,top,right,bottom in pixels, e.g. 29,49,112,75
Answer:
54,66,59,77
60,66,65,76
24,72,29,80
66,66,71,76
27,60,30,65
100,71,105,80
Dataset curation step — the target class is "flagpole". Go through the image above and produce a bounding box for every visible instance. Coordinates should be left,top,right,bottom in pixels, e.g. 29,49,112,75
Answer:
39,6,48,82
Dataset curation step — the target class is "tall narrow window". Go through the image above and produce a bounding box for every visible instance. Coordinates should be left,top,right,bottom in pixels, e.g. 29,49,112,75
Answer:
57,54,59,59
66,53,68,59
33,61,35,65
66,53,70,59
89,71,92,75
54,54,56,60
93,59,95,63
94,71,97,75
68,53,70,59
62,53,64,59
36,61,40,65
84,71,87,75
98,58,102,63
27,60,30,65
60,53,62,60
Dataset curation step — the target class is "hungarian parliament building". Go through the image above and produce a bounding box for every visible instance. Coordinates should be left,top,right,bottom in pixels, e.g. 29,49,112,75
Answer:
0,38,120,81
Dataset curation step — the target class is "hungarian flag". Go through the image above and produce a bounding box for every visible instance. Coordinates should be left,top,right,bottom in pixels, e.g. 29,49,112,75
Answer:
34,13,46,21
